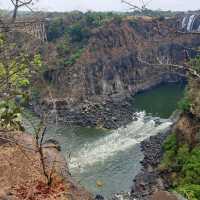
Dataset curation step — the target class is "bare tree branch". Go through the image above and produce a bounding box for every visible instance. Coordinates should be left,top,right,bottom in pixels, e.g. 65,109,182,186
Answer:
122,0,143,11
137,56,200,79
121,0,152,12
10,0,35,22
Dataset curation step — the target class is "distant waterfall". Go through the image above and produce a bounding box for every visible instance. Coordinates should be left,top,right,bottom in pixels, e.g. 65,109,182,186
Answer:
181,14,200,32
187,15,196,32
182,16,187,29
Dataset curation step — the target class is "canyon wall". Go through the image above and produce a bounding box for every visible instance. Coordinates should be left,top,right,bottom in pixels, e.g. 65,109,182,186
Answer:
36,15,200,128
46,16,200,102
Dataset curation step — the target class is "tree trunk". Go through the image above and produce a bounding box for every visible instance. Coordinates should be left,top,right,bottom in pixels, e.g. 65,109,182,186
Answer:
12,7,18,23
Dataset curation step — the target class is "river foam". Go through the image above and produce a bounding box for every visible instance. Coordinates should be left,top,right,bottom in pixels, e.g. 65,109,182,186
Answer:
68,112,172,171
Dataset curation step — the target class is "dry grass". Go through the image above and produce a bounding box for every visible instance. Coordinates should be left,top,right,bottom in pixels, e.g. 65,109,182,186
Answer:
0,132,93,200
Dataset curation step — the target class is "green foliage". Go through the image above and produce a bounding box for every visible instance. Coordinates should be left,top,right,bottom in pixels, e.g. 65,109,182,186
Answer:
178,97,191,112
159,133,177,170
46,11,119,42
160,132,200,200
189,55,200,74
66,23,90,43
57,40,70,57
0,100,24,131
180,147,200,185
64,49,83,66
0,34,43,131
47,18,65,41
85,11,115,27
177,87,191,112
163,133,177,151
174,144,190,173
176,184,200,200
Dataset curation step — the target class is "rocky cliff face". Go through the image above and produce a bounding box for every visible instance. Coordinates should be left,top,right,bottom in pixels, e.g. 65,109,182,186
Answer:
36,16,200,128
47,17,200,102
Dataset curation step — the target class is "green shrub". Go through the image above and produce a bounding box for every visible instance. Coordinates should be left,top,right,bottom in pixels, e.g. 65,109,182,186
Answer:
159,133,177,170
178,96,191,112
181,147,200,185
57,42,70,56
175,144,190,170
66,24,90,43
161,133,200,199
85,11,116,27
163,133,177,151
47,18,65,41
176,184,200,200
64,49,83,66
189,55,200,74
0,100,24,131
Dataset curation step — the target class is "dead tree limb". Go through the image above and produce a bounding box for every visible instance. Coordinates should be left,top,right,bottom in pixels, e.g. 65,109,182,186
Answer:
122,0,153,12
9,0,35,22
137,56,200,79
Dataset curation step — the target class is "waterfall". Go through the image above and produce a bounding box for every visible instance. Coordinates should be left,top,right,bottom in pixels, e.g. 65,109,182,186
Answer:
198,24,200,32
187,15,196,32
50,97,58,126
182,16,187,29
68,112,172,171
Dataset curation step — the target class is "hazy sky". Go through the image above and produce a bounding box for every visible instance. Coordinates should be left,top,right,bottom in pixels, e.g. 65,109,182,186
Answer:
0,0,199,12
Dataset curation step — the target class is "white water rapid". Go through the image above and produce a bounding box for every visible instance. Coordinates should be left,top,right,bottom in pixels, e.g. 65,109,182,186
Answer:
69,112,172,171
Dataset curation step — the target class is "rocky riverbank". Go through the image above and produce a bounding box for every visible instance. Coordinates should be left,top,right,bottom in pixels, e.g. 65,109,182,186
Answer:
111,111,185,200
130,112,183,200
110,129,173,200
32,95,136,129
131,129,172,199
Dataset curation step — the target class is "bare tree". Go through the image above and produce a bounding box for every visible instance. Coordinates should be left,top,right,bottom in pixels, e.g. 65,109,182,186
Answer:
121,0,153,12
10,0,37,22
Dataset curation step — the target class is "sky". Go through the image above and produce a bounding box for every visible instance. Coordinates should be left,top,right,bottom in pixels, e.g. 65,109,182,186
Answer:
0,0,200,12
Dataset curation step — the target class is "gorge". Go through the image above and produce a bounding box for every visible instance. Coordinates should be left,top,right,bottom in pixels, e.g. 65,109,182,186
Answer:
32,13,200,129
1,8,200,200
33,83,184,198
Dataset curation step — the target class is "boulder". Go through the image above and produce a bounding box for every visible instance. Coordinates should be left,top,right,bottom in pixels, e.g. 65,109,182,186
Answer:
151,191,179,200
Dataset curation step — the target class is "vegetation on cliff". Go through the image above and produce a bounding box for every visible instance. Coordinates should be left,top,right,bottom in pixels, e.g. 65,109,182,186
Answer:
0,32,93,199
160,133,200,200
160,56,200,200
0,33,43,130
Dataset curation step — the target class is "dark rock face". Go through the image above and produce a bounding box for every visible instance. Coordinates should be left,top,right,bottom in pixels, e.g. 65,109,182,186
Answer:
131,130,171,200
33,95,135,129
36,16,200,127
95,194,105,200
52,17,200,101
174,112,200,147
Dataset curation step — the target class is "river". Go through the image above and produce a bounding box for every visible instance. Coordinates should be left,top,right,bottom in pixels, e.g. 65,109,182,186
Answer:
24,83,185,198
